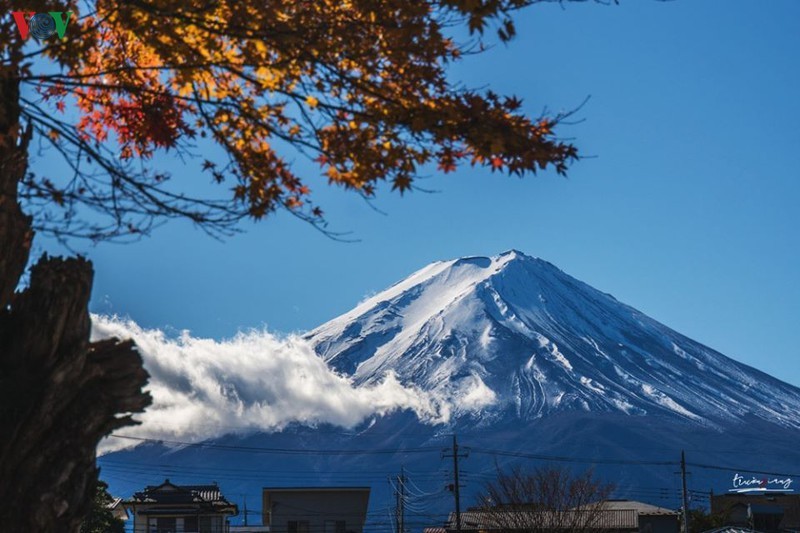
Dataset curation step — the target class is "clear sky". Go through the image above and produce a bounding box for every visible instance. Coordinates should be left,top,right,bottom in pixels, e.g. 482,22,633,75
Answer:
37,1,800,386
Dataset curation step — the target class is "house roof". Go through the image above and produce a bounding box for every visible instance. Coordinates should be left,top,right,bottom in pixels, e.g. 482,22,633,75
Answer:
125,479,237,515
701,528,766,533
600,500,680,516
108,497,128,520
448,508,640,530
444,500,679,531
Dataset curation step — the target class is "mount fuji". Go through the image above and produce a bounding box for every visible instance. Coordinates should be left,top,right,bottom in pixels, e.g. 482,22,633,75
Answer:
102,251,800,526
308,250,800,430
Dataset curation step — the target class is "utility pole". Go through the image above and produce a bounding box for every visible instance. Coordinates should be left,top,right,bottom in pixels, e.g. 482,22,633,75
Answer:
399,466,406,533
443,434,468,533
393,467,407,533
681,450,690,533
395,475,400,533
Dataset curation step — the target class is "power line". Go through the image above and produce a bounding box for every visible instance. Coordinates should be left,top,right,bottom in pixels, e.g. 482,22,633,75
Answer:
471,447,680,467
99,461,437,481
100,436,800,499
687,461,800,478
108,434,440,455
106,434,800,475
101,458,430,475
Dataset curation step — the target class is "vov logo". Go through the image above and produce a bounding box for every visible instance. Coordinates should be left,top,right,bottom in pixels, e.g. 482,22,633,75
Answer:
11,11,73,40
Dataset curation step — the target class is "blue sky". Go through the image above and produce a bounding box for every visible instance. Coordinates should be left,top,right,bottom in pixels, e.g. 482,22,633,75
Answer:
38,1,800,385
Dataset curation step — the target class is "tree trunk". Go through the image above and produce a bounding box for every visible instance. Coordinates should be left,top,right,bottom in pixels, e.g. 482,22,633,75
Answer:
0,69,151,532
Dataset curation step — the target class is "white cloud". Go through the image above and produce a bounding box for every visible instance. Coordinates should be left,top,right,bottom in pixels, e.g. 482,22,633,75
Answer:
92,315,448,453
457,373,498,412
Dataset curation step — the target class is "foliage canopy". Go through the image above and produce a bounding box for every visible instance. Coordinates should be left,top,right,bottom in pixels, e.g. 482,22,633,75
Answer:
2,0,580,240
79,480,125,533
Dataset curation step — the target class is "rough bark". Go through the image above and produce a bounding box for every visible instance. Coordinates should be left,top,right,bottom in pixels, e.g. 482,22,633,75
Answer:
0,70,151,532
0,67,32,308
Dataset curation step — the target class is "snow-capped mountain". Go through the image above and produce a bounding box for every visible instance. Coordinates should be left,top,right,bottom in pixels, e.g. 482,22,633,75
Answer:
308,250,800,429
103,251,800,523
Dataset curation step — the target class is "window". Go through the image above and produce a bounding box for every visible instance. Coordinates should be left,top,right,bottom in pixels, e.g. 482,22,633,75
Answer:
288,520,310,533
325,520,346,533
199,516,223,533
155,517,176,533
184,516,199,532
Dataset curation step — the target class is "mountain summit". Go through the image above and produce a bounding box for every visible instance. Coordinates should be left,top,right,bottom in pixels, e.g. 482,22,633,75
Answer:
308,250,800,429
105,251,800,513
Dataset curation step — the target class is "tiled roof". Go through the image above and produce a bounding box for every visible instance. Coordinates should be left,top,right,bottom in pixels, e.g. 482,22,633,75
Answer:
700,528,765,533
448,509,639,530
107,497,123,510
125,479,237,515
443,501,680,531
599,500,680,516
177,485,223,503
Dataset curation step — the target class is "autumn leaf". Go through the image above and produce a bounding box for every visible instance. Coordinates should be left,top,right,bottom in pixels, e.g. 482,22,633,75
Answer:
9,0,579,238
392,175,413,193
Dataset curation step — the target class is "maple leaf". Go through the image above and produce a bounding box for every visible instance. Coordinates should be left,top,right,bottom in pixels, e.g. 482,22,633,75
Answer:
505,96,523,111
438,160,457,173
9,0,578,240
392,175,413,193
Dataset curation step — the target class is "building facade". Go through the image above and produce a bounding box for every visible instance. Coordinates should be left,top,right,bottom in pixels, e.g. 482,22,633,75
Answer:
262,487,371,533
425,499,680,533
711,493,800,533
124,479,238,533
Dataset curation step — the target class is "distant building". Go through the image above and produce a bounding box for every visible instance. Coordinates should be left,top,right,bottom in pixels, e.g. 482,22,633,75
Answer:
711,493,800,533
424,499,679,533
603,500,680,533
261,487,370,533
108,496,129,522
124,479,238,533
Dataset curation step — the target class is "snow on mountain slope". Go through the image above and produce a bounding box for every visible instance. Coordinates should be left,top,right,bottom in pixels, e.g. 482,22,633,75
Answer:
307,250,800,429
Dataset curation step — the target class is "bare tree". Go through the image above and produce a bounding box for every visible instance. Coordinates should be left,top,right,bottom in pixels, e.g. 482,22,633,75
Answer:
468,465,616,533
